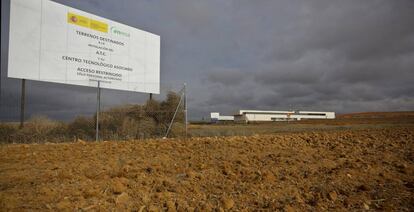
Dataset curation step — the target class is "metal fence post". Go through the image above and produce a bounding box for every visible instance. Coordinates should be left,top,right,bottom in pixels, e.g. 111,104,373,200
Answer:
95,81,101,142
164,87,185,139
184,83,187,140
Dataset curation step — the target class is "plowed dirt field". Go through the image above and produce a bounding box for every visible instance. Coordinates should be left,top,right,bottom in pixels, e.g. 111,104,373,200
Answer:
1,127,413,211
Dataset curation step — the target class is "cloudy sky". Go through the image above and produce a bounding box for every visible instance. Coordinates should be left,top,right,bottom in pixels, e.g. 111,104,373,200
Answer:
1,0,414,120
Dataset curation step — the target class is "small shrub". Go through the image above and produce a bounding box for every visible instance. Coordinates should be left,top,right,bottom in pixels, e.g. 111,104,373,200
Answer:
68,116,95,140
26,115,59,135
0,123,18,143
0,92,185,143
118,117,139,139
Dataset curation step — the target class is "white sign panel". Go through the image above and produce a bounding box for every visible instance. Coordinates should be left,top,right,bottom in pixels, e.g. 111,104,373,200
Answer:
8,0,160,93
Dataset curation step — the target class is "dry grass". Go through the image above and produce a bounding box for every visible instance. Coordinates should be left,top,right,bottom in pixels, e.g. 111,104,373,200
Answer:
189,116,414,137
0,92,185,143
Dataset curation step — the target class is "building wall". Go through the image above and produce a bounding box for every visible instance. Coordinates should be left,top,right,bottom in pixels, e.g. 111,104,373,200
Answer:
210,112,234,122
234,115,246,122
291,115,329,119
212,110,335,123
326,112,335,119
219,116,234,121
245,114,289,121
210,113,220,119
243,111,335,122
298,111,335,119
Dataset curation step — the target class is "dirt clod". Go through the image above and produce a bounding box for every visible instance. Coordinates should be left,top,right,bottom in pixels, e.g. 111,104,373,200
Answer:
284,205,295,212
166,200,176,212
328,191,338,201
115,192,129,205
56,199,71,210
221,197,235,210
112,179,127,194
363,203,370,210
0,126,413,211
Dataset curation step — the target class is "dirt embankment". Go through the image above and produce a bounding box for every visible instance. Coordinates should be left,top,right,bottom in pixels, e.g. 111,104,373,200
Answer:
0,127,413,211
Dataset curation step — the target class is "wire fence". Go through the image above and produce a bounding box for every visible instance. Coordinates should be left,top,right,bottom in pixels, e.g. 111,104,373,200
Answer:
0,79,186,143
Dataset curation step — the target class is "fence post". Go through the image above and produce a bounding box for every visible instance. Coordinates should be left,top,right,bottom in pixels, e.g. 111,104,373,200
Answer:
184,83,187,140
95,81,101,142
164,87,184,138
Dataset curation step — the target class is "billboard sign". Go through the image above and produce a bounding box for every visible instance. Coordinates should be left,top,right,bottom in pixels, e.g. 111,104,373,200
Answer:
8,0,160,93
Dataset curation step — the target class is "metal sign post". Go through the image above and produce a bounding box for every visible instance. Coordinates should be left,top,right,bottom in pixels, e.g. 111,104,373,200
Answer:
95,81,101,142
19,79,26,129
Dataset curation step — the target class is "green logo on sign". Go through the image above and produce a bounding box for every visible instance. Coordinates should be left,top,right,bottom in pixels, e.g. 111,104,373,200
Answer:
111,26,130,37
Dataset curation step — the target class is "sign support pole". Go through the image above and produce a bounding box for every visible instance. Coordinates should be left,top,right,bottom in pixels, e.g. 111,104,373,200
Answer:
95,81,101,142
19,79,26,129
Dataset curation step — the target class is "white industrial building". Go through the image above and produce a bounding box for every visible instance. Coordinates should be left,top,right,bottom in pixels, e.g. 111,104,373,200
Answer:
211,110,335,123
210,112,234,122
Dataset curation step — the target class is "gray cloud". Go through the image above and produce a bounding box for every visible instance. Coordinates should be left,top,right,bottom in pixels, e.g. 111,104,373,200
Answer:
204,68,246,86
1,0,414,121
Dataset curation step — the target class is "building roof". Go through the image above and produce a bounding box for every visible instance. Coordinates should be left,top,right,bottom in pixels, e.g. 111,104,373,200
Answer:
238,110,295,115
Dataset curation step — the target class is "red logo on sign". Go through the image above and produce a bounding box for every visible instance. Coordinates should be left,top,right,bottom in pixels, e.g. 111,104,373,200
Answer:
71,16,77,22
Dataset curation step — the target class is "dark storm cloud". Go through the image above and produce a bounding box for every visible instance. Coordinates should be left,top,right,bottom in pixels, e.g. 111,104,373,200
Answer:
233,0,414,115
265,0,414,62
204,69,246,86
1,0,414,121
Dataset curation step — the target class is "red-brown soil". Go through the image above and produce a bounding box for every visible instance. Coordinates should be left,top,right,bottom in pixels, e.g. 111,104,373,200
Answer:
337,111,414,119
0,127,413,211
